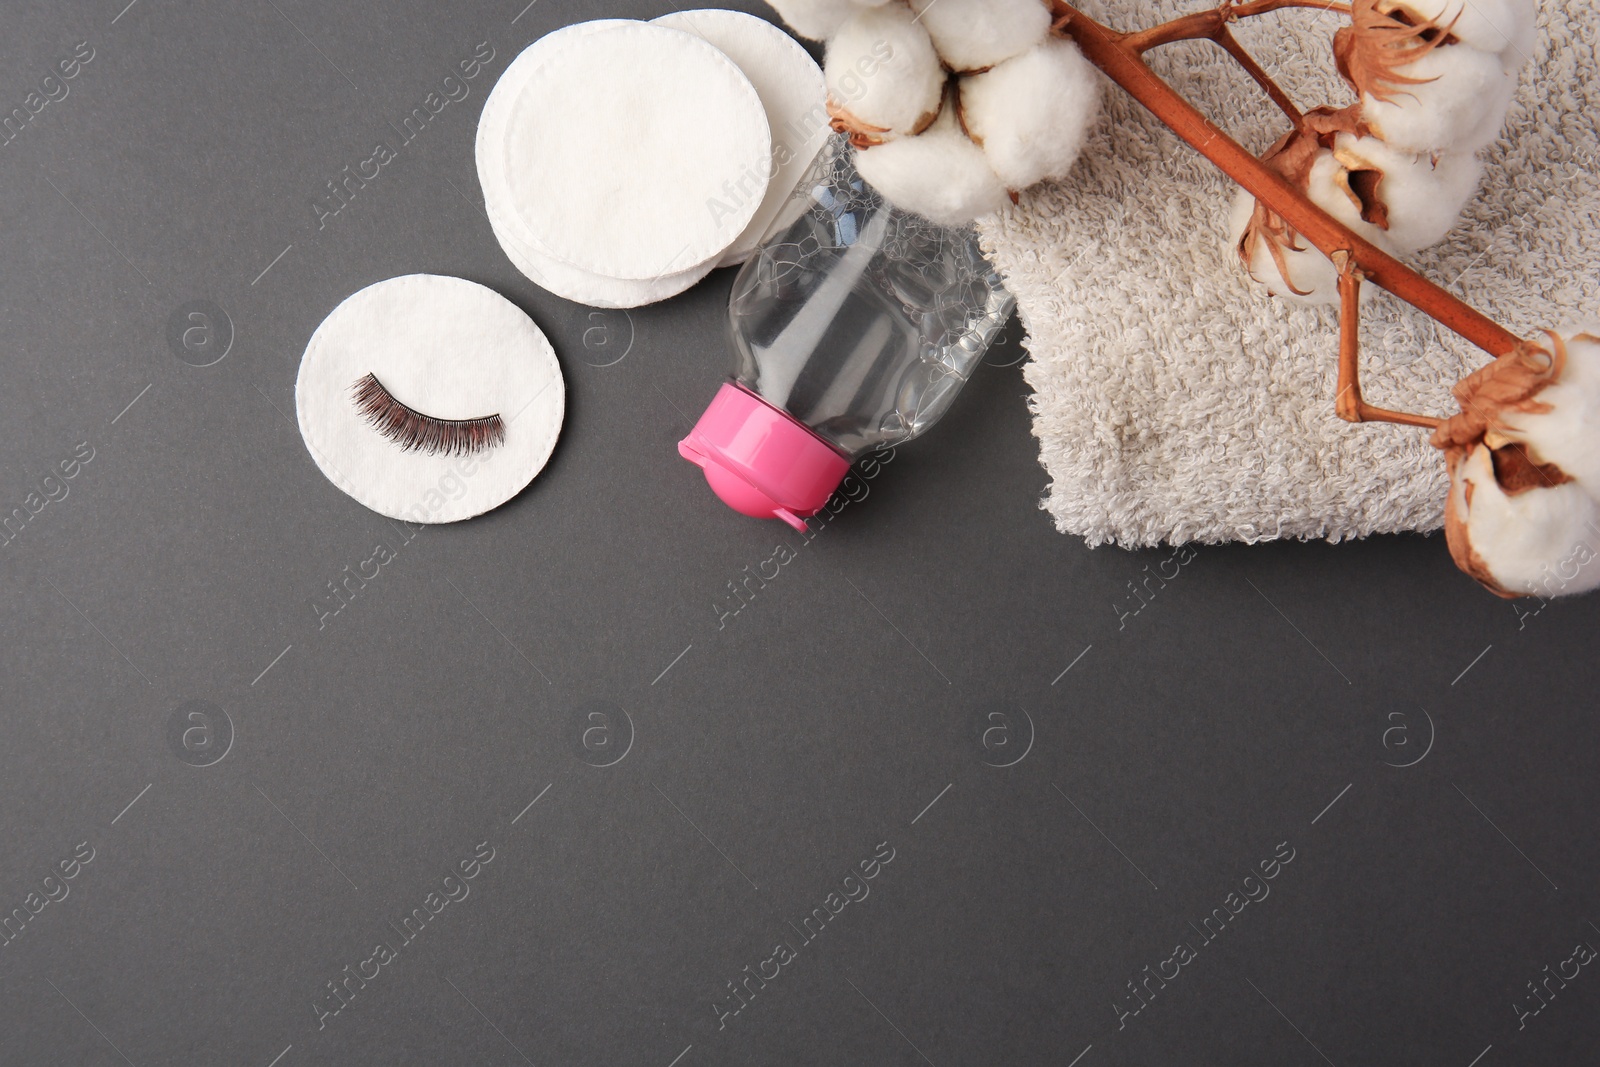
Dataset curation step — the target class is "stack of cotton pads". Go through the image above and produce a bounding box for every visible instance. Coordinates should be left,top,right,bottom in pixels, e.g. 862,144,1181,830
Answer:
478,12,828,309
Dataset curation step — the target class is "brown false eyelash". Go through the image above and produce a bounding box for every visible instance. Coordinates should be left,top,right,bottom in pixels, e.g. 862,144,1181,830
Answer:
352,373,505,456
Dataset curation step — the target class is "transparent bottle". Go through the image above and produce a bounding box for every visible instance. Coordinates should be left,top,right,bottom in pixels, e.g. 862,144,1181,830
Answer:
679,138,1016,530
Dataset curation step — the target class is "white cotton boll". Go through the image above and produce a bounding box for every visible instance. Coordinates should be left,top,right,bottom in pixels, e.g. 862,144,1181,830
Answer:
763,0,859,41
906,0,1051,72
1459,75,1519,148
825,6,945,142
1361,44,1514,153
1331,134,1482,252
1229,151,1396,305
1499,329,1600,492
854,104,1011,226
1304,150,1387,238
1382,0,1537,66
959,37,1100,191
1229,186,1339,305
1448,444,1600,597
1303,151,1399,272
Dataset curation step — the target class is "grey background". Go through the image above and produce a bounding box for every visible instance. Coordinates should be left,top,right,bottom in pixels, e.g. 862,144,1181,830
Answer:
2,1,1597,1065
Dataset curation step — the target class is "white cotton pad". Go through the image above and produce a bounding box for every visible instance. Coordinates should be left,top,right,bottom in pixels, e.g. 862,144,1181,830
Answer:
296,275,565,524
502,21,771,281
477,23,716,307
485,204,716,308
652,10,829,267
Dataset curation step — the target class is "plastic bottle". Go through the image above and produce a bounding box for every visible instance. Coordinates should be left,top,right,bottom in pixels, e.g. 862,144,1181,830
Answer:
679,139,1016,531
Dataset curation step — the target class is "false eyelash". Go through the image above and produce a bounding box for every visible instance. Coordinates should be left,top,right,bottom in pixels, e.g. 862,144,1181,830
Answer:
352,373,506,457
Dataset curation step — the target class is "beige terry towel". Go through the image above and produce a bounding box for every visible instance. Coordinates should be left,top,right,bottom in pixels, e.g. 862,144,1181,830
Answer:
978,0,1599,547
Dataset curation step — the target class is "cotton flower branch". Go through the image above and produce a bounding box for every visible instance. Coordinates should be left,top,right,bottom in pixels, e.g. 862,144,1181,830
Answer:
1046,0,1521,362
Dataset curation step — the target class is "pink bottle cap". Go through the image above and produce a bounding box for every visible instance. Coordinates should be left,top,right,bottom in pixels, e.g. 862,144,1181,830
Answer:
679,383,850,532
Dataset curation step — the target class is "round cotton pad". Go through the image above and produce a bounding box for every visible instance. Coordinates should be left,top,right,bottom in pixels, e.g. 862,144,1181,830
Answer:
486,203,716,308
296,275,564,524
477,24,717,307
652,10,829,267
502,21,772,281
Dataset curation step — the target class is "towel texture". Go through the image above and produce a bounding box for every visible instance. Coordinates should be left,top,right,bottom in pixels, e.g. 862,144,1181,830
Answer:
977,0,1599,547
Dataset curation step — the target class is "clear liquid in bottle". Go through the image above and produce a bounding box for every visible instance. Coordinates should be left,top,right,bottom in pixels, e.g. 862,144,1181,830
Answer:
680,138,1016,529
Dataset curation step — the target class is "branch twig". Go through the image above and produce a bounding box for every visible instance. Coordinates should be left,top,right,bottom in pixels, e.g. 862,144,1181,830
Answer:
1213,26,1303,125
1120,0,1352,53
1332,254,1446,427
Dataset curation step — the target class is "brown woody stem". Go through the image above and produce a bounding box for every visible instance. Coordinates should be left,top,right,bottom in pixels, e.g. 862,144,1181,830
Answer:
1048,1,1523,427
1333,258,1442,427
1213,26,1303,125
1121,0,1352,53
1336,257,1366,421
1117,0,1304,126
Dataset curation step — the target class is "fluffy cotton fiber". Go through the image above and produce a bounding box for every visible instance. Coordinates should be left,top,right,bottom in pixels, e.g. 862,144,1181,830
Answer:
1382,0,1537,64
1360,43,1516,154
825,5,946,140
1231,0,1528,310
764,0,864,41
1448,445,1600,596
775,0,1101,224
1230,149,1397,304
853,97,1012,225
1500,329,1600,492
1437,329,1600,598
959,37,1101,191
1331,134,1483,252
906,0,1052,72
1228,188,1334,303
